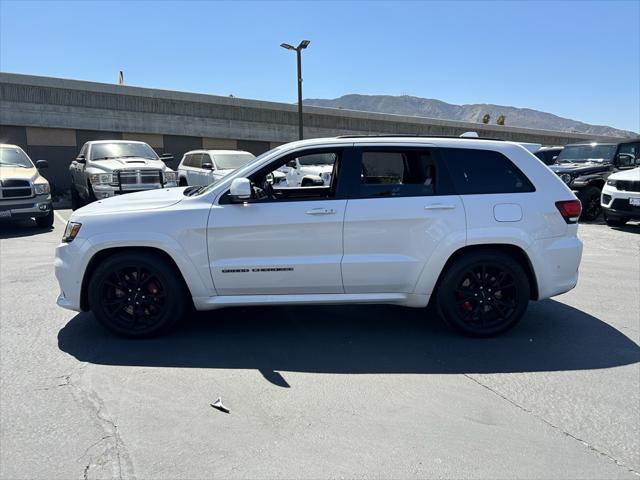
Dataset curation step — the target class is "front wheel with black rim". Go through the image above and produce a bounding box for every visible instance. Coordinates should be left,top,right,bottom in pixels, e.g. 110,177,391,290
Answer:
578,186,602,221
35,210,54,228
435,251,530,337
88,252,186,337
604,211,628,227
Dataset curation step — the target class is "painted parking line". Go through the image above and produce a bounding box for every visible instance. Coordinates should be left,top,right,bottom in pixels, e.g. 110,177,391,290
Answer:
53,210,69,225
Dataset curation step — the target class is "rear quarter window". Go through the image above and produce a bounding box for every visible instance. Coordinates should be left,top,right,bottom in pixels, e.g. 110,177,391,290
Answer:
442,148,535,195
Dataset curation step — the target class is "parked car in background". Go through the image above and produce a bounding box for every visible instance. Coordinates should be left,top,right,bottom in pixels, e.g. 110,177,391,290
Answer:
0,144,53,228
55,136,583,339
534,146,563,165
549,140,640,220
177,150,255,186
601,166,640,226
69,140,177,210
278,152,335,187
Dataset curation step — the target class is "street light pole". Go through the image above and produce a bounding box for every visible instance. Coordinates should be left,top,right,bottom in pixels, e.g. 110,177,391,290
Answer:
281,40,310,140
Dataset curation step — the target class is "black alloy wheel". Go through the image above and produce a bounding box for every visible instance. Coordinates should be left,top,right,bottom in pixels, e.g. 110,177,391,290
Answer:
88,252,185,337
436,251,530,337
578,186,602,221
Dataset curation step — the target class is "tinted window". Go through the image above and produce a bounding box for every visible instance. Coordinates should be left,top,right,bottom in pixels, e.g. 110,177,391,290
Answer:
359,150,436,198
443,148,535,195
0,147,33,168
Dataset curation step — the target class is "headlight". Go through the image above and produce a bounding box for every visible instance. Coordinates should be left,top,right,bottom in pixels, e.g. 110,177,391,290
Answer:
606,179,617,187
34,183,50,195
164,171,177,184
62,222,82,243
560,173,572,185
89,173,114,185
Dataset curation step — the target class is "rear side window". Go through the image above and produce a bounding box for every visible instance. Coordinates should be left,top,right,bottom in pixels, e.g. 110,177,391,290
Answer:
359,150,436,198
443,148,535,195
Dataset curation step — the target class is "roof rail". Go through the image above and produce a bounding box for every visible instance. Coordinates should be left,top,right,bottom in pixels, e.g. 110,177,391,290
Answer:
335,134,505,141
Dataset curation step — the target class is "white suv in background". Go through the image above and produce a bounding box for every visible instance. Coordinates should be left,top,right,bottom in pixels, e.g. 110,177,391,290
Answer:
177,150,255,186
55,136,583,338
601,166,640,226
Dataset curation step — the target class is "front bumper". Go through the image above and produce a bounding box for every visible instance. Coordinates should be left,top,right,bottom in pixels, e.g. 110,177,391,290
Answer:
0,196,52,222
92,182,178,199
601,186,640,219
54,238,91,312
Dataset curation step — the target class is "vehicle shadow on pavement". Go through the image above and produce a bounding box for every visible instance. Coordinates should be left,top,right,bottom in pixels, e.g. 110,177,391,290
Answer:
0,221,53,239
58,299,640,387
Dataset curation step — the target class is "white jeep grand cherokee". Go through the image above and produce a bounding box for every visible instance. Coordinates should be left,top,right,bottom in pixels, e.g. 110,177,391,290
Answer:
55,136,583,338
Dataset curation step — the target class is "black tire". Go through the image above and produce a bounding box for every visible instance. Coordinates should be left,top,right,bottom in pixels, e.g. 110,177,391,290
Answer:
604,211,628,227
86,182,97,204
70,184,83,211
88,252,186,338
35,210,54,228
179,177,188,186
578,186,602,221
435,250,530,337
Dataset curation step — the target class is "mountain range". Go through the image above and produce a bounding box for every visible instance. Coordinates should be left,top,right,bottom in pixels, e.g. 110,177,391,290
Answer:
304,94,637,138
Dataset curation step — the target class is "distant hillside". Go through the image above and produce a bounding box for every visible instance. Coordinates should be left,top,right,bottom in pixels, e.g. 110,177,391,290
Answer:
304,94,637,138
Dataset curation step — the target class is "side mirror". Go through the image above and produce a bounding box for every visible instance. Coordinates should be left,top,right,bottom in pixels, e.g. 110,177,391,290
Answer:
35,159,49,169
201,162,213,170
616,153,634,167
160,153,174,162
229,177,252,202
75,154,86,164
287,160,297,168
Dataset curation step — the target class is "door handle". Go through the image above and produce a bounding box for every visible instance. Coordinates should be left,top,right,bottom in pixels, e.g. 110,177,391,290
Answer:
424,203,456,210
305,208,335,215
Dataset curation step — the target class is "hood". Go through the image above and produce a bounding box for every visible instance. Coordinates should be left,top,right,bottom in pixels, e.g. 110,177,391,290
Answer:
88,157,171,172
550,162,610,176
76,187,186,215
608,167,640,182
0,166,39,182
300,165,333,175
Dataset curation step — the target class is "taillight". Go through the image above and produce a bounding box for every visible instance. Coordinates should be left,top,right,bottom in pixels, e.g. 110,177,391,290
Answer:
555,200,582,224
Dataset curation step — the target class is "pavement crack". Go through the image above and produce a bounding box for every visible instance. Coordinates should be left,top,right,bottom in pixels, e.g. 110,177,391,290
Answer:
464,374,640,477
62,365,136,480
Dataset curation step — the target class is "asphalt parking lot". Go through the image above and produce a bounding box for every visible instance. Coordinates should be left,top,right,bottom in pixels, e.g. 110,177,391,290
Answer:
0,210,638,479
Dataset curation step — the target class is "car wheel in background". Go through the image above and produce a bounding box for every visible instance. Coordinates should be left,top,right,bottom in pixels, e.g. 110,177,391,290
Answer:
88,252,186,338
578,186,602,221
35,210,54,228
604,211,628,227
435,250,530,337
70,184,83,210
179,178,188,186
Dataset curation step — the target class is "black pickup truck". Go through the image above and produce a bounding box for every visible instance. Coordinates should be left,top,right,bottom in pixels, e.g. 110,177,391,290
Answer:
550,140,640,220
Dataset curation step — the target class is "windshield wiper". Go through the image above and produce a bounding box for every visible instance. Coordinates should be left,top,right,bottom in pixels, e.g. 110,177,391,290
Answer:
92,156,119,161
184,185,205,196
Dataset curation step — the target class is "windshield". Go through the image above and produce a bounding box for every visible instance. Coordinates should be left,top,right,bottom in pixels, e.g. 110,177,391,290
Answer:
0,147,34,168
556,144,617,163
298,153,335,166
90,142,159,161
214,153,255,170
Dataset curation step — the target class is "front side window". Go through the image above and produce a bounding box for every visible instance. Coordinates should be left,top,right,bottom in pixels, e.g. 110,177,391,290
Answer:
0,147,33,168
90,142,159,161
359,150,436,198
443,148,535,195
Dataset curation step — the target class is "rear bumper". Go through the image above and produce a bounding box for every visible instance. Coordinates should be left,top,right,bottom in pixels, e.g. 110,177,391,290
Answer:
532,235,583,300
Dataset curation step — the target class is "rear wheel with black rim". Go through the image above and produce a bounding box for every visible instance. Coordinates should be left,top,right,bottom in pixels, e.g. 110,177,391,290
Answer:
88,252,186,337
435,251,530,337
578,186,602,221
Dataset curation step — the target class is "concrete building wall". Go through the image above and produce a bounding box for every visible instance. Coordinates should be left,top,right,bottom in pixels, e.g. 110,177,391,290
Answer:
0,72,623,193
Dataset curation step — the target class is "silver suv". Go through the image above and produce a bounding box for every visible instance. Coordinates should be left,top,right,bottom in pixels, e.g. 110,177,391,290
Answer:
69,140,177,209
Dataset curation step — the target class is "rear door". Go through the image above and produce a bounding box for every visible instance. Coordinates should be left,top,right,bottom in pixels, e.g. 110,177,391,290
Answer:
208,147,349,295
341,146,466,293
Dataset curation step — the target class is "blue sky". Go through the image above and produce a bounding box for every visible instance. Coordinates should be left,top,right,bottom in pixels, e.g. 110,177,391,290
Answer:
1,0,638,132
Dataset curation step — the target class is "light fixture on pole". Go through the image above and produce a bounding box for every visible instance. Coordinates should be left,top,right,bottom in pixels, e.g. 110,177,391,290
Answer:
280,40,310,140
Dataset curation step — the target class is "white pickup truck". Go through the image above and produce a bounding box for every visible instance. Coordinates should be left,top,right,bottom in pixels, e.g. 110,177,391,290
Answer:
69,140,177,209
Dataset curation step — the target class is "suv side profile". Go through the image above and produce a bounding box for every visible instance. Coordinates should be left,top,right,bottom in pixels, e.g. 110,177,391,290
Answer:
55,136,583,338
177,150,255,186
69,140,177,209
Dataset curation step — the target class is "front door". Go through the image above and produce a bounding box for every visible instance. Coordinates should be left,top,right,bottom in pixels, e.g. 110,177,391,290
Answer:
208,148,347,295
